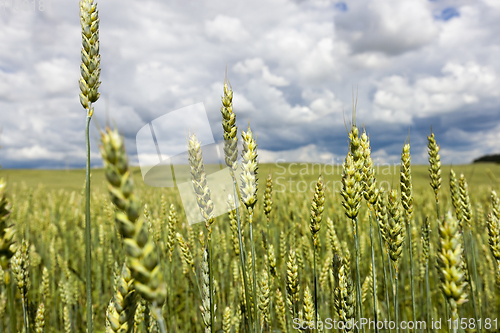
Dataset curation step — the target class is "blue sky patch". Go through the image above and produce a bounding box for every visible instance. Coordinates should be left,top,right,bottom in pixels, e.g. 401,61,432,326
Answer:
439,7,460,21
334,2,348,12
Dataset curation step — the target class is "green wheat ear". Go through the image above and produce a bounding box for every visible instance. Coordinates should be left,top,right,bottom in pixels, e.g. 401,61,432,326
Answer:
220,77,238,171
310,175,325,247
99,127,166,306
340,153,362,220
79,0,101,115
387,189,405,272
487,213,500,273
263,174,273,221
400,142,413,220
188,134,215,232
107,264,137,333
35,303,45,333
437,211,468,320
240,125,258,212
333,255,355,332
427,131,442,202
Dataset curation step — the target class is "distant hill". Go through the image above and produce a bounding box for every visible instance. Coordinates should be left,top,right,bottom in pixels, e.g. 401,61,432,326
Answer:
473,154,500,163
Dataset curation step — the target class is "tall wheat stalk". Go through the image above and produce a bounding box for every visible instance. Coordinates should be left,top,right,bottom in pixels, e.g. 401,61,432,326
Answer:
400,142,416,323
263,174,273,331
220,76,254,333
421,217,431,332
375,188,391,327
12,240,29,333
437,212,468,333
387,190,405,333
333,254,355,332
99,127,167,332
427,130,441,218
187,134,216,333
79,0,101,330
240,125,259,333
458,174,480,327
361,131,379,331
309,175,324,332
342,119,364,330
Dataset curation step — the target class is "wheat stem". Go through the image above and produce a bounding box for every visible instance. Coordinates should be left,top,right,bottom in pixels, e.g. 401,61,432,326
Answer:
249,212,259,333
354,219,362,331
85,113,93,333
209,238,215,333
369,211,378,332
310,175,324,332
400,142,416,324
233,176,253,333
395,277,399,333
421,217,431,333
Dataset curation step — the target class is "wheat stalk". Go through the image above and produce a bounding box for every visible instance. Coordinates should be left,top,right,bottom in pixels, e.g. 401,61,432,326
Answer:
258,270,270,330
35,302,45,333
12,239,29,332
221,76,238,172
275,287,287,333
486,212,500,288
187,133,216,333
421,216,431,327
340,149,363,326
458,173,480,324
219,75,255,333
387,189,405,333
492,191,500,221
308,175,324,332
450,170,463,222
79,0,101,329
200,248,217,333
188,134,215,231
263,174,274,331
333,254,355,332
303,285,314,327
375,187,391,323
400,142,416,324
99,127,166,331
227,196,240,256
286,249,299,318
240,124,259,332
361,263,373,305
223,307,232,333
427,131,442,217
107,264,137,333
361,131,379,332
166,204,177,262
79,0,101,326
437,211,468,329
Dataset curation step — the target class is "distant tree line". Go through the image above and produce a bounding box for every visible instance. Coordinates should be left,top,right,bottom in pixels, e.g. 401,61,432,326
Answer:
473,154,500,163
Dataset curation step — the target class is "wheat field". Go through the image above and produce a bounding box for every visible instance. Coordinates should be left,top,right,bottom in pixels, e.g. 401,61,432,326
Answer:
0,158,499,332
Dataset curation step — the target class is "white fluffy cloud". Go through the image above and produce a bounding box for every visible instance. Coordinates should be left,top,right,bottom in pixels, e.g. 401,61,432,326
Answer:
0,0,499,169
205,15,250,42
373,62,500,124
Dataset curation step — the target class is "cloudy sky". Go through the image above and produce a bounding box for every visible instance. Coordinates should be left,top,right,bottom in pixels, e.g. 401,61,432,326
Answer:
1,0,499,169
